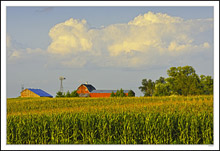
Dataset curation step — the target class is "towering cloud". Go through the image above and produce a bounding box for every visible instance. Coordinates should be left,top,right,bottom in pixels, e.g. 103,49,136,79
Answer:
47,18,92,55
7,11,206,68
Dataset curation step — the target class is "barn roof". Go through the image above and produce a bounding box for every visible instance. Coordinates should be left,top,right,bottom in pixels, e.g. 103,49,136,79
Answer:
28,89,53,97
91,90,130,93
82,84,96,92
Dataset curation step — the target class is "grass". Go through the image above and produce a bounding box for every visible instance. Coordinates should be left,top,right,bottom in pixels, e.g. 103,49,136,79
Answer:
7,95,213,144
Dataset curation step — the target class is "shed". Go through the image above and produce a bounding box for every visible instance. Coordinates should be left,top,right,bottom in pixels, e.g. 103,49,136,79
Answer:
21,88,53,98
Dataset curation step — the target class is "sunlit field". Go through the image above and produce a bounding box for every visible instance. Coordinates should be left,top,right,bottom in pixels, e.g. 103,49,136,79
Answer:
7,96,213,144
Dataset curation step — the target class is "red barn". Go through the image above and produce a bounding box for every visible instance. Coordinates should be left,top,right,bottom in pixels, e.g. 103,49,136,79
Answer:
76,84,96,97
76,83,134,97
90,90,129,97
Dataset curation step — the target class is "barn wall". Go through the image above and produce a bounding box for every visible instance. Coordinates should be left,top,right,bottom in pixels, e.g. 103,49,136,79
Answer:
90,93,111,97
21,89,40,98
90,93,129,97
77,85,90,94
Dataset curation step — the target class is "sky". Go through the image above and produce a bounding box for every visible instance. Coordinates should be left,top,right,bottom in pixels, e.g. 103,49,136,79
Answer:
6,6,214,98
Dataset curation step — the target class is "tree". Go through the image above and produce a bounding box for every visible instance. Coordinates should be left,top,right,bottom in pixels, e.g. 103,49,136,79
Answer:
166,66,200,96
139,79,155,96
70,90,79,97
110,91,115,97
199,75,213,95
119,88,126,97
139,66,213,96
153,83,171,96
154,76,170,96
65,90,71,97
128,90,135,97
155,77,166,85
114,89,126,97
115,90,120,97
56,91,64,97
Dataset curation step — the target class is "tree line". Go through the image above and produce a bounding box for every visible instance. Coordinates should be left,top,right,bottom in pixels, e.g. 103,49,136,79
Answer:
110,89,135,97
56,90,79,97
56,66,212,97
139,66,213,96
56,89,135,97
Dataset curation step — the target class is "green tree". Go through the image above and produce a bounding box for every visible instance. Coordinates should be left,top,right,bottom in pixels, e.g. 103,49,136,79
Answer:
70,90,79,97
154,83,171,96
119,88,126,97
199,75,213,95
154,76,170,96
128,90,135,97
166,66,200,96
56,91,64,97
110,91,115,97
139,79,155,96
155,77,166,84
65,90,71,97
115,90,120,97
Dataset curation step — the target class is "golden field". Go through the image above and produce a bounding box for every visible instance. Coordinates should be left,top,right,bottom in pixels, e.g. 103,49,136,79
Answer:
7,95,213,144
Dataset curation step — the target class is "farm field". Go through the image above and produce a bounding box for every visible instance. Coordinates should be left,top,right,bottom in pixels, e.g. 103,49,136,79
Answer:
7,95,213,144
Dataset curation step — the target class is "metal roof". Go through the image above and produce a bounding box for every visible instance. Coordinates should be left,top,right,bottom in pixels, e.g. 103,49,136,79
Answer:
28,89,53,97
91,90,130,93
82,84,96,92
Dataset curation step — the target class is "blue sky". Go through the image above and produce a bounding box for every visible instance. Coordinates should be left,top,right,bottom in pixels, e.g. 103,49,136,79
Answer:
6,6,214,98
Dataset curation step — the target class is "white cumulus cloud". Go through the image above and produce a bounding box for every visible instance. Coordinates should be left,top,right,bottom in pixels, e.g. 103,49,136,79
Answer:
14,11,213,68
47,18,93,55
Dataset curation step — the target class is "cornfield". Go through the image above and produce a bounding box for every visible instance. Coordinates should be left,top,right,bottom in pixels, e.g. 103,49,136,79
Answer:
7,95,213,144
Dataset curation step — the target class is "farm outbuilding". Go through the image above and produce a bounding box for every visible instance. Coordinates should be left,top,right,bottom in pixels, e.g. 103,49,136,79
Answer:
90,90,130,97
21,88,53,98
76,83,134,97
76,84,96,97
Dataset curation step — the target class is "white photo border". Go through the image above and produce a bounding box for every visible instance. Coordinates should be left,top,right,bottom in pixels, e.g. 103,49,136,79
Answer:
1,1,219,150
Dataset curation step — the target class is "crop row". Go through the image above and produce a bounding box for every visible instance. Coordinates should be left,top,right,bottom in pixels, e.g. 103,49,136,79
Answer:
7,112,213,144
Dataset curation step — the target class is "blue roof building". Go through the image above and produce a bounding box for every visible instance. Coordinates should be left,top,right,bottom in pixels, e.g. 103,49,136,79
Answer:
21,88,53,98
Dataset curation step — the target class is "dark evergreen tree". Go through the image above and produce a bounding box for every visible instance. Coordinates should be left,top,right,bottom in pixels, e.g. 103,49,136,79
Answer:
119,88,126,97
110,91,115,97
128,90,135,97
115,90,120,97
66,90,71,97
